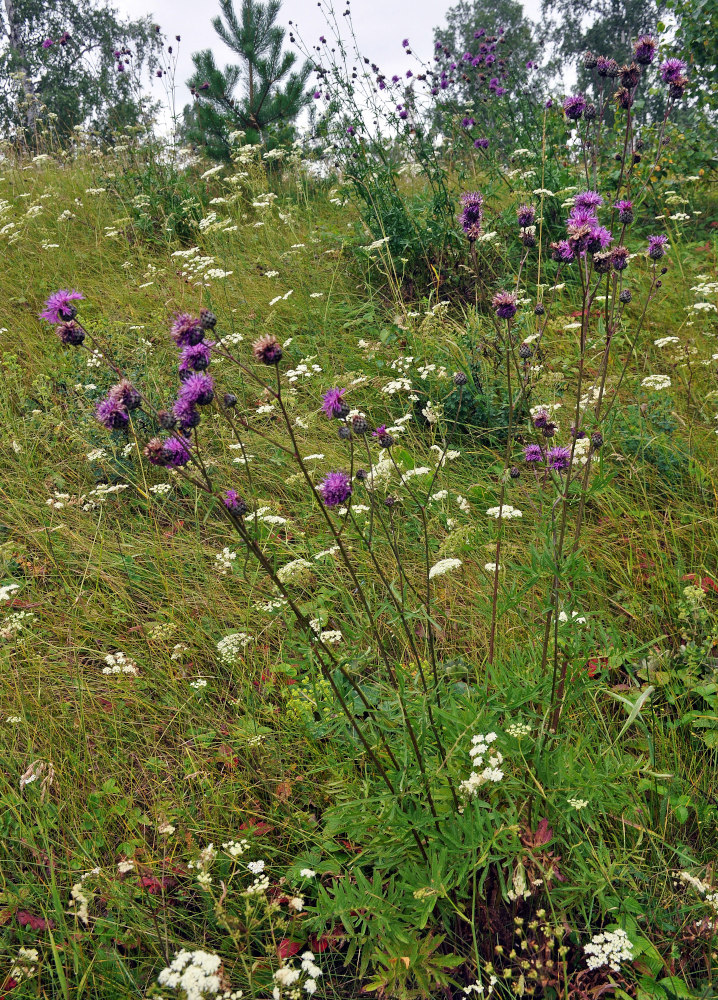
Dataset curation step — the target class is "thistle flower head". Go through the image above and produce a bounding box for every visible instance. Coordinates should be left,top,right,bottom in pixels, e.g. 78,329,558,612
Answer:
162,436,192,468
551,239,575,262
647,234,669,260
492,290,517,320
108,379,141,411
562,93,586,120
634,35,657,64
170,312,205,347
524,443,543,463
614,199,633,224
547,445,571,471
574,190,603,211
321,387,348,419
611,246,630,271
320,471,352,508
177,372,214,407
252,334,283,365
96,395,129,431
660,57,686,83
40,289,84,324
516,203,535,228
223,490,248,515
55,320,85,346
458,191,484,241
179,340,213,376
172,395,201,431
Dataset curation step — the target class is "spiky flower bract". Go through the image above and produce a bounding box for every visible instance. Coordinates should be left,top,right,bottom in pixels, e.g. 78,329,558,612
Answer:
320,471,352,508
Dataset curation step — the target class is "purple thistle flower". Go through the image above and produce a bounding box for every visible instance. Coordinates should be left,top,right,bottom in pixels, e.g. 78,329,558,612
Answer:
517,203,535,228
170,312,204,347
96,395,129,431
320,470,352,508
562,93,586,120
611,246,630,271
574,190,604,211
634,35,657,64
172,395,201,431
179,340,213,376
321,387,348,419
524,443,543,463
108,379,141,411
532,409,550,429
587,224,613,253
547,445,571,472
567,205,599,229
615,199,634,224
474,137,489,148
492,290,517,320
177,372,214,407
39,289,84,323
163,436,191,468
461,116,475,128
647,234,669,260
660,58,686,83
550,239,575,263
459,190,484,241
223,489,248,515
42,38,54,48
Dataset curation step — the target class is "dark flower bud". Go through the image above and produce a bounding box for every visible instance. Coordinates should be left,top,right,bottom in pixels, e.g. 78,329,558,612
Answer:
144,437,167,465
352,415,369,435
384,495,397,508
519,343,532,358
583,50,597,69
660,266,667,275
591,431,603,449
223,393,237,408
199,308,217,330
379,432,395,448
632,152,642,164
252,334,282,365
157,409,176,430
614,87,633,110
542,422,557,438
607,58,620,78
584,103,597,121
656,280,662,288
509,465,520,478
593,250,613,274
521,230,537,248
355,468,368,481
620,62,640,88
338,425,352,440
619,289,632,303
453,371,468,386
534,303,545,315
110,379,142,411
612,246,630,271
56,320,85,346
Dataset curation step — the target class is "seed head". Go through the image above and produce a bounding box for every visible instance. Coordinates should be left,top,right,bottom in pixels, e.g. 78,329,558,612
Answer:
56,320,85,346
252,334,283,365
453,371,468,386
199,308,217,330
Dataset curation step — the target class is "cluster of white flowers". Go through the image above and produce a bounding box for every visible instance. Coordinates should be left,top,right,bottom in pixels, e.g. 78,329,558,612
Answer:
463,974,497,996
215,547,237,574
150,483,173,496
102,652,138,676
157,949,223,1000
190,677,208,690
286,357,322,382
460,732,504,796
1,611,34,639
189,844,217,889
217,633,253,665
558,611,587,625
68,868,100,924
654,336,680,348
0,582,19,601
273,951,323,997
678,871,718,915
276,558,313,585
584,928,634,972
10,947,39,984
506,722,531,739
568,797,589,810
641,374,672,391
486,505,523,520
428,558,462,580
222,838,249,857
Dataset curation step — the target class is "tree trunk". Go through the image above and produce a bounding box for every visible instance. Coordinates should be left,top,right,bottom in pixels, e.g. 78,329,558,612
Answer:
4,0,37,133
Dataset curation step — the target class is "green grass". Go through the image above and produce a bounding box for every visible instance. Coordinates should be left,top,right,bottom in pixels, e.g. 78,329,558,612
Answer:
1,137,718,1000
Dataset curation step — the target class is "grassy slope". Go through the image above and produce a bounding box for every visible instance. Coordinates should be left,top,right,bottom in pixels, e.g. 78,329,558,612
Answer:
0,143,717,997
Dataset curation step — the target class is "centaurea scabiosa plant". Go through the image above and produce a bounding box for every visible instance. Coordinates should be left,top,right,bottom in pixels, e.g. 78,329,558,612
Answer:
480,37,688,730
40,290,488,861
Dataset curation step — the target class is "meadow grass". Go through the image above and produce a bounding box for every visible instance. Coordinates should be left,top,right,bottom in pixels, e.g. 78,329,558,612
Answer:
0,135,717,999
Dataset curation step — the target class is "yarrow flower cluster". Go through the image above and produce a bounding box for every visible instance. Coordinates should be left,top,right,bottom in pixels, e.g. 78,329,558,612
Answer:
102,651,138,675
157,949,223,1000
273,951,323,997
486,505,522,519
584,928,634,972
216,632,253,664
428,557,462,580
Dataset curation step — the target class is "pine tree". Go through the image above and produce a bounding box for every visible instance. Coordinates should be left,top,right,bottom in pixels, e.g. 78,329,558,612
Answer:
185,0,311,160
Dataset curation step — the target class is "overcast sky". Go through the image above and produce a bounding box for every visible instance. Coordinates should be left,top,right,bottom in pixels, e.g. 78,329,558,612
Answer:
114,0,544,122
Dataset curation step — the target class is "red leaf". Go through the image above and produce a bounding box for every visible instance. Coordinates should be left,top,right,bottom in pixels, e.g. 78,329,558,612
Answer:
239,819,274,836
278,939,302,959
15,910,54,931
